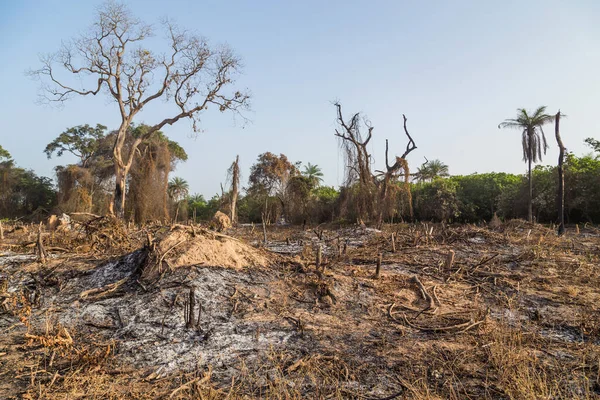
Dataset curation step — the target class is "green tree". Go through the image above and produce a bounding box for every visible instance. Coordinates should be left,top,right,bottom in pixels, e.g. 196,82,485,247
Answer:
302,162,324,187
168,177,189,221
499,106,556,222
168,177,189,202
585,138,600,154
0,145,11,162
44,124,107,167
414,159,449,182
451,172,521,222
248,152,298,223
413,179,460,222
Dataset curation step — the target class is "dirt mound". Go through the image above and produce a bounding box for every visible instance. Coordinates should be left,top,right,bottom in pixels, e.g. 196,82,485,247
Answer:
211,211,231,231
143,226,270,279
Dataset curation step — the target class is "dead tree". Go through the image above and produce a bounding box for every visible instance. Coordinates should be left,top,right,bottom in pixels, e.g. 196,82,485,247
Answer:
228,155,240,225
334,102,376,221
29,3,250,218
555,111,565,236
377,114,417,227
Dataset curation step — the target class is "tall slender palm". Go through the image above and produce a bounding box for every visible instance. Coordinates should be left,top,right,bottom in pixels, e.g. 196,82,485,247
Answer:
302,162,324,187
499,106,555,222
168,177,189,221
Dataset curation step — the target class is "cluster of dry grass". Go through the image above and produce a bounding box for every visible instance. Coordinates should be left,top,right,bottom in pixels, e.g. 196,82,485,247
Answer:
0,220,599,399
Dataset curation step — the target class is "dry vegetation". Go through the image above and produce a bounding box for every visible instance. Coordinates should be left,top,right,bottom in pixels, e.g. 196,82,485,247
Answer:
0,219,599,399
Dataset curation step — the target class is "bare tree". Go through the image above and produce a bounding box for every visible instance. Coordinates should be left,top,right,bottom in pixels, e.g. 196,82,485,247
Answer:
334,103,376,222
29,2,250,217
334,103,374,187
228,155,240,225
335,102,417,224
377,114,417,226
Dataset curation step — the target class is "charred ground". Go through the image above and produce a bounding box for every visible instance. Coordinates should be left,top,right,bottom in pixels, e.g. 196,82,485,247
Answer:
0,219,599,399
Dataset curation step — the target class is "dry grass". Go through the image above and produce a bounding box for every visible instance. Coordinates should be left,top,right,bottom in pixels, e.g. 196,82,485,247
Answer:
1,220,599,399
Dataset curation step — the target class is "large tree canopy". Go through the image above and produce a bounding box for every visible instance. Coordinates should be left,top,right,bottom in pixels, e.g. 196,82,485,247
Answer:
44,124,107,167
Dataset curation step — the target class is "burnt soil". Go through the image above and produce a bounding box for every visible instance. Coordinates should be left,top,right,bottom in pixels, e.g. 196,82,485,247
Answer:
0,220,599,399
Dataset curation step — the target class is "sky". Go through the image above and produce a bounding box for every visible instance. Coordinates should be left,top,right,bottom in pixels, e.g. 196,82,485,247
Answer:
1,0,599,198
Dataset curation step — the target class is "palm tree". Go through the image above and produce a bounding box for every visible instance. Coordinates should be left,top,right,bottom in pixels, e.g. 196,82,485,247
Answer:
426,159,449,180
414,159,449,182
168,177,189,221
302,162,324,187
499,106,555,222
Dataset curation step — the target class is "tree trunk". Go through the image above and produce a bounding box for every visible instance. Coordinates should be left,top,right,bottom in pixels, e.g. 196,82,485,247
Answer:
377,176,390,228
528,157,533,223
555,111,565,235
230,155,239,225
525,129,534,223
174,201,180,223
114,166,127,218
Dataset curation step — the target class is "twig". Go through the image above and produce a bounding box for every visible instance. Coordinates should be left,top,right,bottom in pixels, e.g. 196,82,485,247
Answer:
80,277,128,300
401,313,486,332
431,285,441,307
158,239,187,273
168,371,211,398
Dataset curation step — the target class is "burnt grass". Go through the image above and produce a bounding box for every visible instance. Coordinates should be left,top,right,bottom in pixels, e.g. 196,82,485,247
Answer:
0,220,599,399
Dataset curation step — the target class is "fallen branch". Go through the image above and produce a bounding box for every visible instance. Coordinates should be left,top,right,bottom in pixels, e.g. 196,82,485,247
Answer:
168,369,211,398
69,212,102,218
46,247,69,253
80,277,128,300
410,275,435,310
157,238,187,273
401,313,486,333
431,285,441,307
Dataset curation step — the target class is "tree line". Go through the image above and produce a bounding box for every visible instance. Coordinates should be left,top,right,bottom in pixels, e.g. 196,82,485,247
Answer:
2,134,600,226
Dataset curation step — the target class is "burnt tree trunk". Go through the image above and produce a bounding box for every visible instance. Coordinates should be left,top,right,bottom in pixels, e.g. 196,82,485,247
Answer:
555,111,565,236
377,115,417,227
230,155,240,225
114,166,127,218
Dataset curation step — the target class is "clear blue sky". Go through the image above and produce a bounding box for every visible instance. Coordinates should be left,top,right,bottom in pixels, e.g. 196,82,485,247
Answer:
1,0,599,198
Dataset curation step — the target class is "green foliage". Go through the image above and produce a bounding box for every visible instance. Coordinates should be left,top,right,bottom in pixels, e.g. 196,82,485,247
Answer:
451,173,522,221
0,145,11,161
310,186,339,223
0,158,56,219
186,194,224,221
410,150,600,224
313,186,338,202
168,177,189,202
498,106,555,163
302,162,324,187
414,159,449,182
44,124,107,166
413,179,460,222
585,137,600,154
